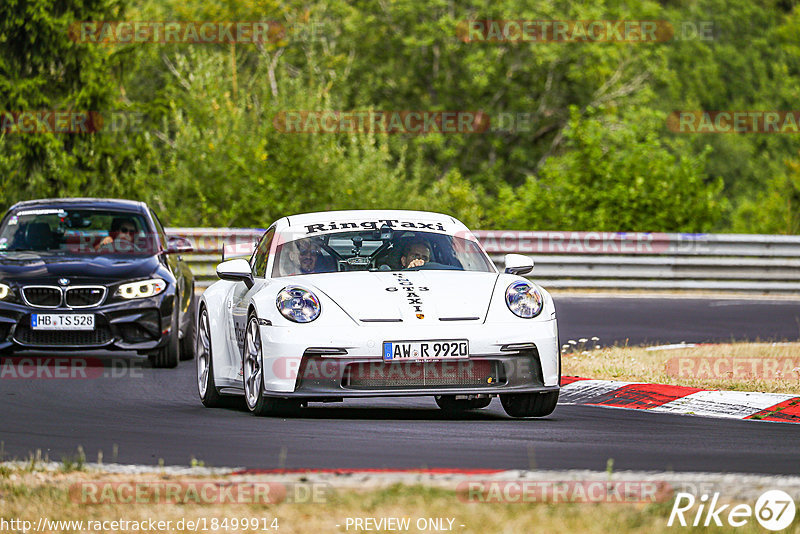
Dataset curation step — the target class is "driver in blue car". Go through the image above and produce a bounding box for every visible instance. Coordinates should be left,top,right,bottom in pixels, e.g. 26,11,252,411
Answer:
400,239,432,269
94,217,138,253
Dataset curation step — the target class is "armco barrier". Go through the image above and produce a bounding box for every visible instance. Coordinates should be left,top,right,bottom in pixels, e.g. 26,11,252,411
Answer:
166,228,800,293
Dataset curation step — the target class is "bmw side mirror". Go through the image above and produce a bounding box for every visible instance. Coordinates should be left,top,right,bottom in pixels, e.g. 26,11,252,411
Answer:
216,258,254,288
504,253,534,276
166,236,193,254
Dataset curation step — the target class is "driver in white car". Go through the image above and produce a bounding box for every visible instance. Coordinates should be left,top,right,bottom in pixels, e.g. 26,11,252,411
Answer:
400,239,432,269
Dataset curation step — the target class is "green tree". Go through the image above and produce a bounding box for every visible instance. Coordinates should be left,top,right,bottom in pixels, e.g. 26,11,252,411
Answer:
492,107,725,231
732,154,800,234
0,0,144,204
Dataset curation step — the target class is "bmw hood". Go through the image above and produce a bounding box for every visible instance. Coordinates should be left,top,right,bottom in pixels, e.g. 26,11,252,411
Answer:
296,271,499,323
0,251,159,284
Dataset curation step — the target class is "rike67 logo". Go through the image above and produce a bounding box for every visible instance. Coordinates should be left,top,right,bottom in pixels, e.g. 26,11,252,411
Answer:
668,490,796,531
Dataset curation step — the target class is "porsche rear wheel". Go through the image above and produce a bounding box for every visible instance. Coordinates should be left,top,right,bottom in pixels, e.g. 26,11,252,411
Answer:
500,391,559,418
243,313,299,417
197,307,225,407
435,395,491,412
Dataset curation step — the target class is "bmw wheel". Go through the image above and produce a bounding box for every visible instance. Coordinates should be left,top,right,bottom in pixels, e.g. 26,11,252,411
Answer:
149,308,179,368
179,294,197,361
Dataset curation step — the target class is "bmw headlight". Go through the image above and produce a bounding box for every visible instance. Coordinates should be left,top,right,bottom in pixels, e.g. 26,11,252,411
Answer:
0,282,10,300
505,281,544,318
276,286,321,323
115,279,167,299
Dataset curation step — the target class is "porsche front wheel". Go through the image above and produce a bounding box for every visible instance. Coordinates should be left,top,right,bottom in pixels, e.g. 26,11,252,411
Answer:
500,391,559,418
243,313,298,417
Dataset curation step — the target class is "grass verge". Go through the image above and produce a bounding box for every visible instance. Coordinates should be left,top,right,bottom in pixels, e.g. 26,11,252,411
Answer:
562,342,800,393
1,466,799,533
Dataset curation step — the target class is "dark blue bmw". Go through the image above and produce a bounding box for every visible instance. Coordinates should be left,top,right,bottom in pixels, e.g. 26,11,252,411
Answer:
0,198,195,367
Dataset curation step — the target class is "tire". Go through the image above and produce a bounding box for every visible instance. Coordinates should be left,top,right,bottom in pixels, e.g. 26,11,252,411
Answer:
197,307,226,408
243,313,299,417
149,308,179,368
435,395,491,412
179,295,197,361
500,391,559,418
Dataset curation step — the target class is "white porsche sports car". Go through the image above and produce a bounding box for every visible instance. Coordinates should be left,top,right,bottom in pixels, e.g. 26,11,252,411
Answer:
197,210,560,418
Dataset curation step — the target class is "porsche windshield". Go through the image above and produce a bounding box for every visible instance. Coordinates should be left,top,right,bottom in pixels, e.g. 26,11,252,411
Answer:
272,229,496,276
0,208,156,256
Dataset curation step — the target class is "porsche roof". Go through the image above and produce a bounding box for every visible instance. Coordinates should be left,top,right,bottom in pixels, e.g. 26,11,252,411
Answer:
285,210,457,226
281,210,469,237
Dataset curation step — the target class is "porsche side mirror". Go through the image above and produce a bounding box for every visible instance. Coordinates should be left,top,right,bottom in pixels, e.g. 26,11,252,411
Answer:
504,253,534,276
166,236,193,254
216,258,254,288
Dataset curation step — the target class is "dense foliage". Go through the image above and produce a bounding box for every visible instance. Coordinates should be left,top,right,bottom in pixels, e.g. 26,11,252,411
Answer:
1,0,798,232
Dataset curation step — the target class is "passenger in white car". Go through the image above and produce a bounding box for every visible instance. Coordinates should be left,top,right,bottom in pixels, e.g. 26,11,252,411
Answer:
289,239,336,275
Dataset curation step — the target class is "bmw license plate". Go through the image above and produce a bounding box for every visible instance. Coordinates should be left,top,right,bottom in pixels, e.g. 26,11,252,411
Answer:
383,340,469,361
31,314,95,331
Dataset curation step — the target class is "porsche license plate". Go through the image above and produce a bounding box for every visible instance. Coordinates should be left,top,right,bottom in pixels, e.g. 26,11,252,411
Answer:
31,314,95,330
383,340,469,361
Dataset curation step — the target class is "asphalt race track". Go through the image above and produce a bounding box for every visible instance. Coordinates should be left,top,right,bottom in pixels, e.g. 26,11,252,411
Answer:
555,295,800,346
2,296,799,474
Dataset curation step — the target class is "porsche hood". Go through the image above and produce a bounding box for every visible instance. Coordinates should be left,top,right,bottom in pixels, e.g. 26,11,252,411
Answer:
294,270,499,323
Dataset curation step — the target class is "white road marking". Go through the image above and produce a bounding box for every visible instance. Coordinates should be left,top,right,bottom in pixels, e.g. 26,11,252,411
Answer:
559,379,642,404
649,390,797,419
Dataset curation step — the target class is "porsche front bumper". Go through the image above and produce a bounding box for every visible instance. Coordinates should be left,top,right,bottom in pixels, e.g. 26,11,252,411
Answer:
256,318,560,399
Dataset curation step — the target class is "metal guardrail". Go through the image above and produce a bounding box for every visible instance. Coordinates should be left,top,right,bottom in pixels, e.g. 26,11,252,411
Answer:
167,228,800,293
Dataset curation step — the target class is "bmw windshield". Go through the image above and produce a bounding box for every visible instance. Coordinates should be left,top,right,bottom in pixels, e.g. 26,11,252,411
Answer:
0,208,157,256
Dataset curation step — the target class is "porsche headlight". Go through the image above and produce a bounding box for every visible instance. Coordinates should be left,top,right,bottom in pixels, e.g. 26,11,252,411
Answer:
115,279,167,299
505,281,544,318
0,282,10,300
276,286,321,323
